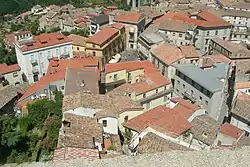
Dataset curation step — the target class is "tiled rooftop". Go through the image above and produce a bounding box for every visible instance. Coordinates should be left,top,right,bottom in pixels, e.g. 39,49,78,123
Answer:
114,12,144,23
17,33,72,52
88,27,119,46
123,106,192,136
0,64,20,75
62,92,143,118
190,115,220,145
105,60,158,74
58,113,102,148
232,91,250,121
68,34,88,47
220,122,243,139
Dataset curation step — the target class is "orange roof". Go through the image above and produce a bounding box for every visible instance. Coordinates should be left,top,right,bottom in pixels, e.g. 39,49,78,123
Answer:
179,46,199,59
201,54,231,68
173,104,195,120
131,72,170,94
68,34,87,47
18,33,72,52
47,58,98,75
105,60,158,74
4,33,15,47
171,97,200,111
112,23,125,30
151,43,184,65
154,10,231,28
114,12,143,23
19,71,65,101
219,122,243,139
0,64,20,75
123,106,192,136
88,27,119,46
235,82,250,89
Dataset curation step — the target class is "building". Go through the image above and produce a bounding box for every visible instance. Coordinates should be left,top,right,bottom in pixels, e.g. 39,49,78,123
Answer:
68,34,88,53
215,122,245,146
62,92,144,135
55,112,102,160
109,70,172,111
114,12,146,49
14,32,73,83
217,1,250,12
89,14,110,36
0,84,29,115
85,23,126,68
153,10,232,53
123,106,193,151
231,91,250,136
104,60,158,91
210,8,250,44
199,53,232,69
173,63,230,122
31,5,47,15
157,19,197,46
16,58,98,110
0,64,23,86
138,32,165,60
150,43,200,80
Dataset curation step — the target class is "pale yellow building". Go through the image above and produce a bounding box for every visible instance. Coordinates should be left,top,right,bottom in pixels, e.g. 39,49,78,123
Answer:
68,34,88,53
105,60,173,112
85,23,126,69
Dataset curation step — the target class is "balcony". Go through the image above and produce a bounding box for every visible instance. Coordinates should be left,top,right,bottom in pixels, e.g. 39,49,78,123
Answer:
183,91,196,102
32,67,39,74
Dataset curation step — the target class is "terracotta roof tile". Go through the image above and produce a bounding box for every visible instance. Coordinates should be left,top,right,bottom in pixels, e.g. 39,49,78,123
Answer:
232,91,250,120
105,60,158,73
88,27,119,46
123,106,192,136
220,122,243,139
18,33,71,52
19,71,65,101
47,58,98,75
114,12,143,23
235,82,250,89
171,97,201,111
0,64,20,75
201,54,231,68
150,43,184,65
111,23,125,30
154,10,231,27
68,34,87,47
179,46,200,59
4,33,15,47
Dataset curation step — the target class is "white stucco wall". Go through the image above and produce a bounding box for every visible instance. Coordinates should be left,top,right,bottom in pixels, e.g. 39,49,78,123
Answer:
3,70,23,85
98,117,118,135
231,116,250,134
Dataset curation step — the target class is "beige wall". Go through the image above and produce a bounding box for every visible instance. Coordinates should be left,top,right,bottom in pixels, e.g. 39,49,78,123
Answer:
4,71,23,86
72,45,85,52
215,133,238,146
118,109,144,132
128,69,144,83
105,70,127,84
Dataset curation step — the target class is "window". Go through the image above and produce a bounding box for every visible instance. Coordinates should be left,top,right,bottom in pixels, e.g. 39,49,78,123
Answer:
124,116,129,122
44,89,48,93
156,89,158,93
215,30,218,35
61,86,64,90
182,84,185,88
92,44,95,48
199,96,202,101
47,50,52,59
164,95,169,102
178,61,180,64
205,39,209,45
180,42,183,45
179,33,183,37
146,102,151,109
191,90,194,95
173,32,175,36
130,44,134,49
93,51,96,56
143,94,146,98
205,100,208,105
13,72,18,77
77,47,79,50
191,60,193,64
102,120,107,127
177,80,180,85
56,48,59,55
176,89,179,93
234,34,237,38
206,31,209,36
114,74,118,80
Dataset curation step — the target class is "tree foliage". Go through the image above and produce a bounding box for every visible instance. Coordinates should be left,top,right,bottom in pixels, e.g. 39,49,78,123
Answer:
0,91,63,164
